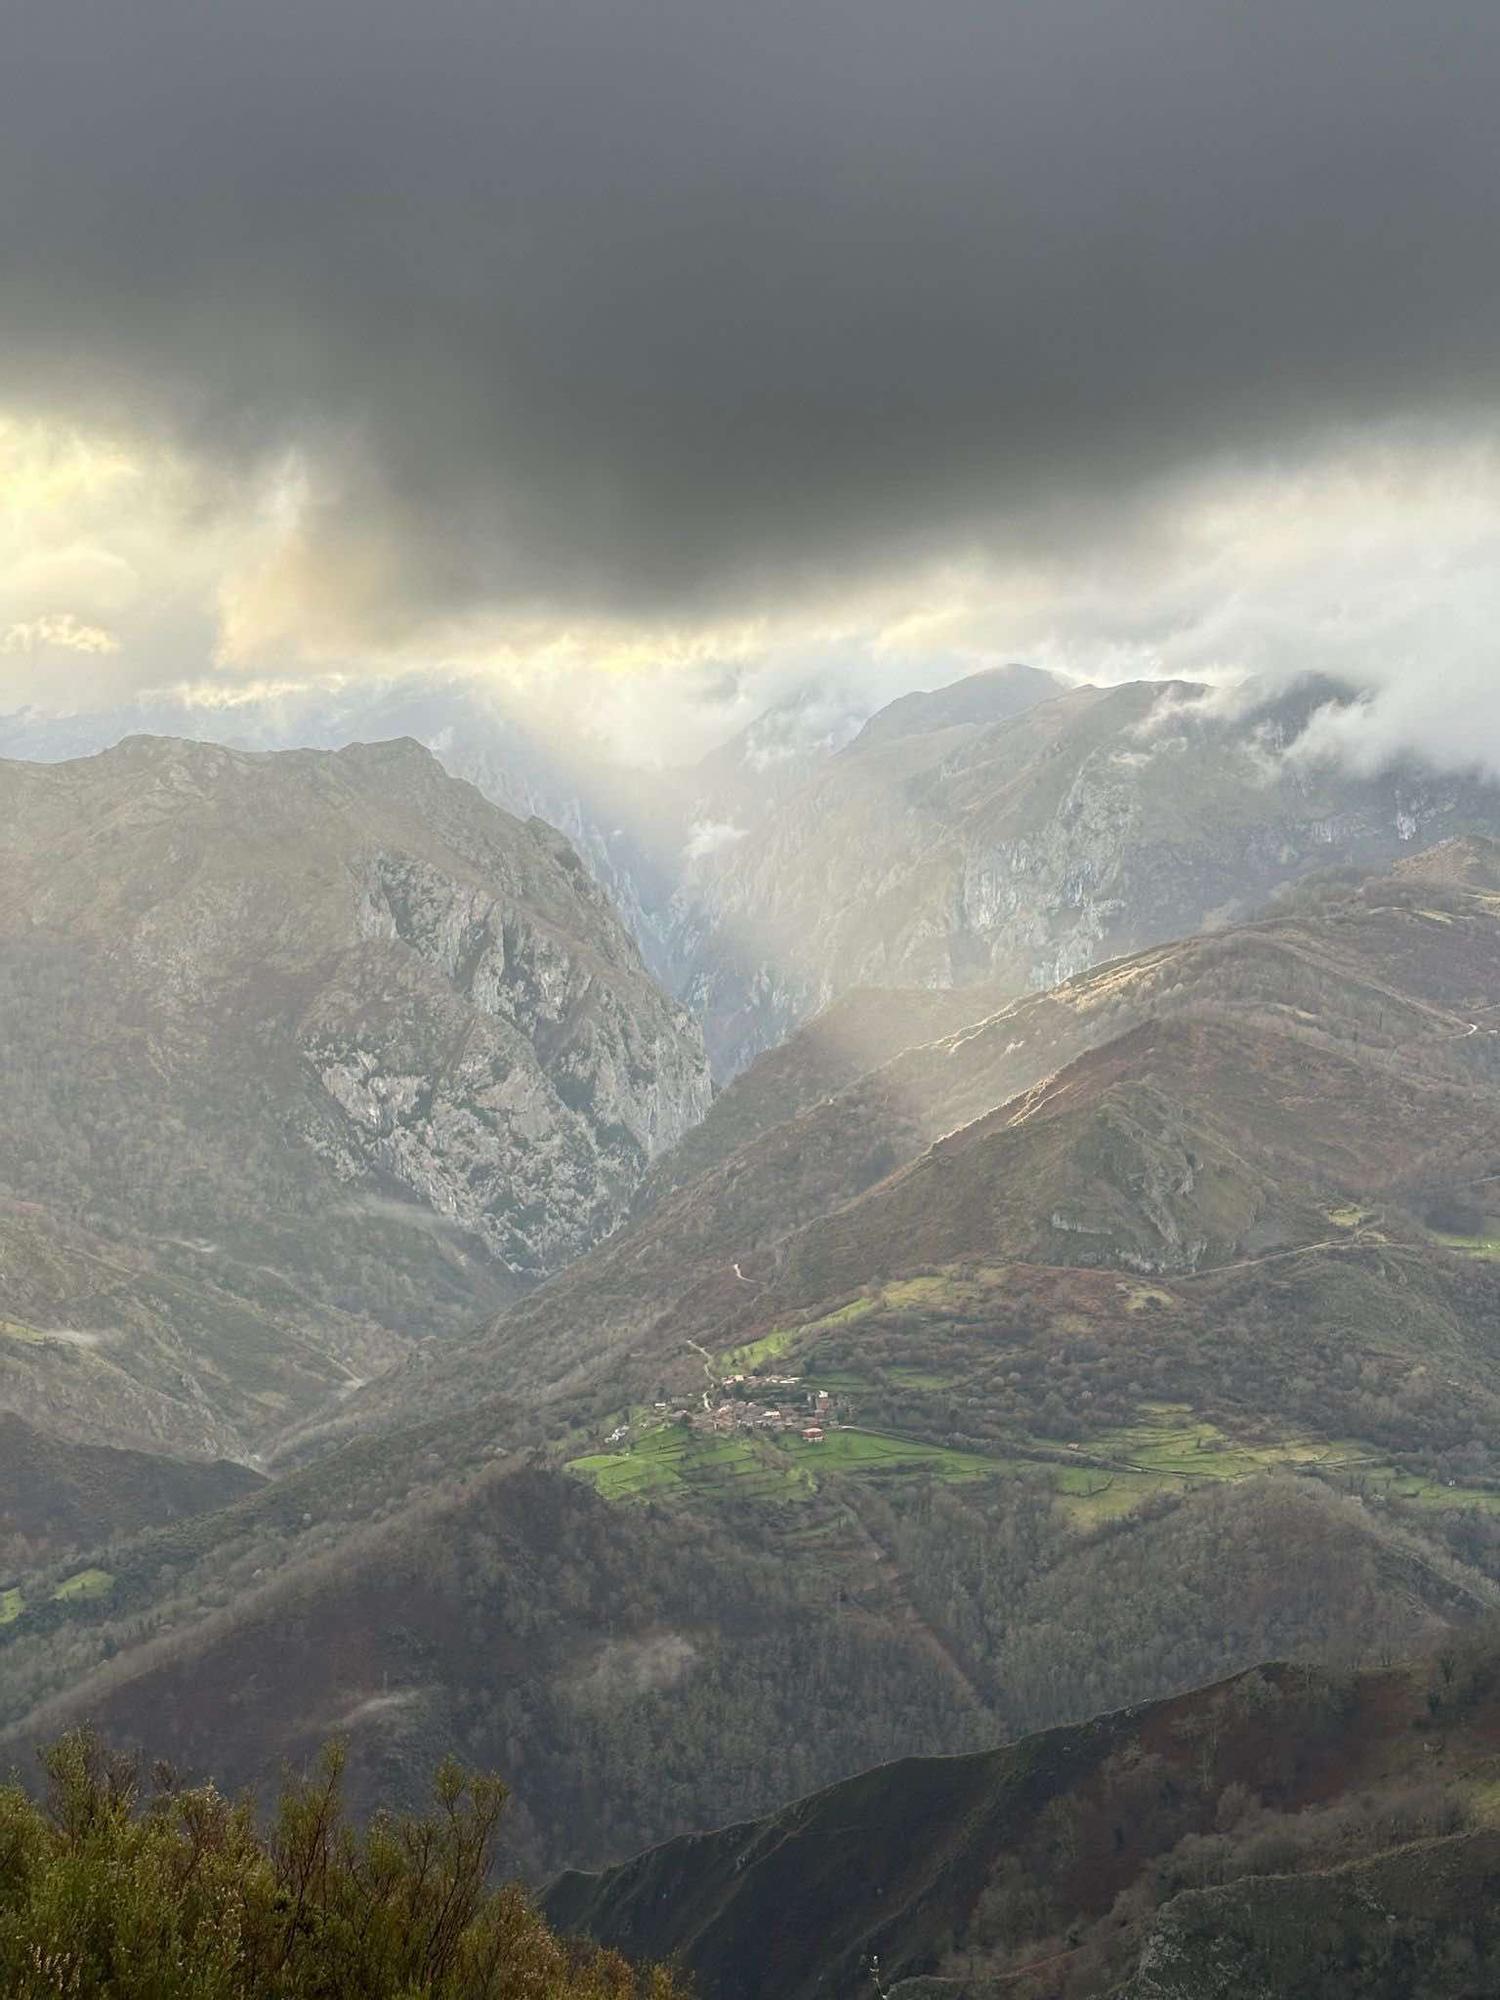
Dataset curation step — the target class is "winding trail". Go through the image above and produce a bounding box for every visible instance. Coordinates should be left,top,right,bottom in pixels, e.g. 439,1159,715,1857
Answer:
685,1337,717,1408
1179,1234,1365,1280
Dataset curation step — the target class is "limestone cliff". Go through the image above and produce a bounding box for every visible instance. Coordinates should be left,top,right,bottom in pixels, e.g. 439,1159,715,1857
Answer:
672,677,1500,1073
0,735,709,1457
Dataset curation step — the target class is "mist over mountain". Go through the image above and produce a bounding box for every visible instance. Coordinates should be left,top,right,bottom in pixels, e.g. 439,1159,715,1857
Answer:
0,672,882,1002
674,673,1500,1072
14,667,1500,1084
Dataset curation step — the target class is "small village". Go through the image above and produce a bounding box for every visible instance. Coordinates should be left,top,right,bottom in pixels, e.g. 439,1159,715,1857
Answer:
694,1373,838,1443
605,1372,842,1450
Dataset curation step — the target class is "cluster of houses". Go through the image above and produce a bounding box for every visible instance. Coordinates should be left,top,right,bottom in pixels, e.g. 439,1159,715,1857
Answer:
601,1372,841,1453
691,1380,835,1443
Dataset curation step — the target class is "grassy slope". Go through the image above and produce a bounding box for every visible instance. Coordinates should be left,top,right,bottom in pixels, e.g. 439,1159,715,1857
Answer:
338,872,1500,1441
631,980,1020,1214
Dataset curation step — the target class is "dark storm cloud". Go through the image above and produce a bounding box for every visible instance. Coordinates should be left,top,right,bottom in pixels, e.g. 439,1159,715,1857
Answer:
4,0,1500,622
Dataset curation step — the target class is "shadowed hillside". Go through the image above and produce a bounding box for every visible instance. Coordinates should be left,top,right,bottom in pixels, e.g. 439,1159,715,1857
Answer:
0,1413,263,1571
548,1641,1500,1999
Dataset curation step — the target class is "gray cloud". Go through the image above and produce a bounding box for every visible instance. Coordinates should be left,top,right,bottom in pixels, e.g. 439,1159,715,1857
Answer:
5,0,1500,630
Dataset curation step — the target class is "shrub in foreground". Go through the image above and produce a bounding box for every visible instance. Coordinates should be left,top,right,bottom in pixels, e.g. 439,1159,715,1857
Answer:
0,1730,685,1998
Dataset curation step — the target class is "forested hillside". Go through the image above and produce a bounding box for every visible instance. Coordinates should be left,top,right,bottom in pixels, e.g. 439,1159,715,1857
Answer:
549,1638,1500,1999
0,1413,262,1572
14,853,1500,1885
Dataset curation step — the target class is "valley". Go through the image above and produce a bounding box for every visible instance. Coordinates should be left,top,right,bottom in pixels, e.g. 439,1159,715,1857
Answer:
9,711,1500,1996
6,8,1496,1985
12,825,1500,1916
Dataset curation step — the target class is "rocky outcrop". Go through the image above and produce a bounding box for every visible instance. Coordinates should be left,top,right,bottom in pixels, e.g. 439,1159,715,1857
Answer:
671,677,1500,1073
15,669,1500,1089
304,845,710,1272
0,735,709,1454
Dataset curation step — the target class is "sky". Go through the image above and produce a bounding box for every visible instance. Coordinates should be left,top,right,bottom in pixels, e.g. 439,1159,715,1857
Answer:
4,0,1500,768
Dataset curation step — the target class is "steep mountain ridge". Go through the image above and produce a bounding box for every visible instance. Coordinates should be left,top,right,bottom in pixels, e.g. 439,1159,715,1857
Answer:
547,1647,1500,1999
780,1009,1500,1295
0,735,709,1458
331,861,1500,1434
845,662,1065,753
0,668,1062,1024
16,669,1488,1084
675,676,1500,1072
0,681,693,984
630,978,1022,1214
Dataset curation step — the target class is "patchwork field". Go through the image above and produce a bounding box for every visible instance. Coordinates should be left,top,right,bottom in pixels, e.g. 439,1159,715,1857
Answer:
1435,1230,1500,1264
567,1427,815,1505
716,1267,1017,1377
573,1227,1500,1547
715,1328,801,1374
1059,1406,1373,1479
774,1428,1001,1481
568,1397,1500,1532
1338,1463,1500,1513
569,1420,1005,1505
0,1569,113,1628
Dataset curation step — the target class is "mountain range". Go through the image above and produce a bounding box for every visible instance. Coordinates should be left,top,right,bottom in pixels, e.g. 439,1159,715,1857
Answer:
669,673,1500,1072
11,842,1500,1902
13,668,1500,1077
13,691,1500,1998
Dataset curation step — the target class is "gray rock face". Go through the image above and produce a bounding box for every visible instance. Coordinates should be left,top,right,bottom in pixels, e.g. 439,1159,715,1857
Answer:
0,678,695,990
15,668,1500,1091
306,845,710,1271
669,678,1500,1074
0,735,709,1455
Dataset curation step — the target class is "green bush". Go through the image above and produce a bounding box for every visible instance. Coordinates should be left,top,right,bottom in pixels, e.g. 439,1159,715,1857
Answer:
0,1731,685,1998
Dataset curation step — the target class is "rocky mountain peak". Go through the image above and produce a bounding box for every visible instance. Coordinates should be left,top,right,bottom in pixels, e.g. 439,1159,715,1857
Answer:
0,735,710,1459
